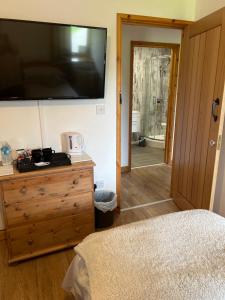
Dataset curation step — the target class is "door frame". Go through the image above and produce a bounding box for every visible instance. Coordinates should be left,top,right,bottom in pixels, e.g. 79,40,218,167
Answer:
127,41,180,171
116,13,192,209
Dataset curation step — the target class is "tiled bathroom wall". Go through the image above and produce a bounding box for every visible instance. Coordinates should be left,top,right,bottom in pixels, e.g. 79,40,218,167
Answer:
132,47,171,140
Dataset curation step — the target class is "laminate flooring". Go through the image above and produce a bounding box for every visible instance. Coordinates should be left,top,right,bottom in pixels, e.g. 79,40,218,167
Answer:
121,164,171,209
131,144,164,168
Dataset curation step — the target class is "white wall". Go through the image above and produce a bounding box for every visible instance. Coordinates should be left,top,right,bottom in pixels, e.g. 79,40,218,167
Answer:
0,0,195,229
0,0,195,185
121,25,181,167
195,0,225,19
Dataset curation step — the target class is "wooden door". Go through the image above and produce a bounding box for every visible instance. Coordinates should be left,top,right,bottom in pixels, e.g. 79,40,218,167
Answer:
172,8,225,210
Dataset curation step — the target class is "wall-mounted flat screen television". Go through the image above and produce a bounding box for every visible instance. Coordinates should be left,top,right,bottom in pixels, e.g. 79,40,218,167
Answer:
0,19,107,100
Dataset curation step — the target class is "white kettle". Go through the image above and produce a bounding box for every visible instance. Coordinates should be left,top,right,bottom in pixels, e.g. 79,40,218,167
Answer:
61,132,84,155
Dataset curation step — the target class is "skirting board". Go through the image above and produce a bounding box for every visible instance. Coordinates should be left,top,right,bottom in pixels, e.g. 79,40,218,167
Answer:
0,230,5,241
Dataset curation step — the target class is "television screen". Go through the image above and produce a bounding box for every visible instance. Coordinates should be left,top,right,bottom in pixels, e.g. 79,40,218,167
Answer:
0,19,107,100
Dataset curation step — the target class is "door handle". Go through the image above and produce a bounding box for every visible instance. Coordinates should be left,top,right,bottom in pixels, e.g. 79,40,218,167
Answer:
212,98,220,122
209,139,216,147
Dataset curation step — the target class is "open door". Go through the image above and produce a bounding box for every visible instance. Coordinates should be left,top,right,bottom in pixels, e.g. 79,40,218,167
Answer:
172,8,225,210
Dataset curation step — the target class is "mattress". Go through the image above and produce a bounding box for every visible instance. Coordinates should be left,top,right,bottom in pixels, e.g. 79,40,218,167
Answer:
63,210,225,300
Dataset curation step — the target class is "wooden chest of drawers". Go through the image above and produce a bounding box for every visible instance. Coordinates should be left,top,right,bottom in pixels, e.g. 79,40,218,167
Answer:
0,161,95,264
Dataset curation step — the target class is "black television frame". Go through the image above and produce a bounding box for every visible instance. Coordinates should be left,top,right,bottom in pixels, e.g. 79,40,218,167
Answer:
0,18,107,100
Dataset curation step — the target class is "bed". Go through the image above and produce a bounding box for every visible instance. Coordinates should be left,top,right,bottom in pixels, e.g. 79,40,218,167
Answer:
62,210,225,300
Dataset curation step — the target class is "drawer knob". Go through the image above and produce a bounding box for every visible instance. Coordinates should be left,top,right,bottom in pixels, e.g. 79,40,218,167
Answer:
27,239,33,246
23,213,29,219
73,179,79,185
20,186,27,194
15,207,22,211
4,202,9,208
75,227,81,233
38,187,46,195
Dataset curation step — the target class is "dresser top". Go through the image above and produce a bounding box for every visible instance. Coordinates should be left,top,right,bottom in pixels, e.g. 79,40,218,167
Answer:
0,160,95,182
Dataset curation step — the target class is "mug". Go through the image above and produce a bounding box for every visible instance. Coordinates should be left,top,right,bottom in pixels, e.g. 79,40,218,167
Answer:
42,148,55,162
31,149,42,163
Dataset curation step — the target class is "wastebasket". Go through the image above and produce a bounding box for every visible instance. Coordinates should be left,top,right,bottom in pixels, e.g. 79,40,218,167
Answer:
94,190,117,228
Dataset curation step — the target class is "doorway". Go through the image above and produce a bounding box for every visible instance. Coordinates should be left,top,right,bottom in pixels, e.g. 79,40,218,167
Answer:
116,14,190,210
129,42,180,170
117,10,225,215
120,22,182,210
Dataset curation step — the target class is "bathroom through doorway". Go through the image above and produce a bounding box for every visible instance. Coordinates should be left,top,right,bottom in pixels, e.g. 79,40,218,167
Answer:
120,24,182,210
129,41,180,169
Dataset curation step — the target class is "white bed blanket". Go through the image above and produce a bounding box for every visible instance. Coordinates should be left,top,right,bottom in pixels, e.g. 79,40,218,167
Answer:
63,210,225,300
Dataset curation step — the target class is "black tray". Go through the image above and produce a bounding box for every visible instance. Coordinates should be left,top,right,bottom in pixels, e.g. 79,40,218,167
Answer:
17,152,71,173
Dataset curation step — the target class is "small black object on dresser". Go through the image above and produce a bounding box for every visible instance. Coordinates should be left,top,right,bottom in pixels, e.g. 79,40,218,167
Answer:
17,152,71,173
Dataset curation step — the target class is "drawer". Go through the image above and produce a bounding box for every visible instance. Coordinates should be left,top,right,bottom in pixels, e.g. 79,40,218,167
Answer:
4,191,94,227
3,169,93,204
7,212,94,262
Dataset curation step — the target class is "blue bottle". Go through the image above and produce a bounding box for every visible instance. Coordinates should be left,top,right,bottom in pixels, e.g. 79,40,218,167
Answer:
1,142,12,165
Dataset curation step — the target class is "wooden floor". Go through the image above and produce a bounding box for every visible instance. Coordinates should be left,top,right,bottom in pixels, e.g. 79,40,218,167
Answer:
121,164,171,209
0,201,178,300
131,144,164,168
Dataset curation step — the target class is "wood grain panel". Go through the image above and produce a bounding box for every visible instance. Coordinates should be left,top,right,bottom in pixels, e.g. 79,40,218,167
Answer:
171,26,190,201
0,230,5,241
4,192,93,228
165,46,180,164
181,35,200,197
0,161,95,183
191,26,221,208
177,36,195,196
7,212,94,263
202,10,225,209
189,8,223,37
1,161,95,263
186,32,206,203
3,170,92,201
172,8,225,211
118,13,192,29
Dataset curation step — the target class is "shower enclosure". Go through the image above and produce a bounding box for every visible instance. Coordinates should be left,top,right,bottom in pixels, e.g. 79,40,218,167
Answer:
132,46,172,142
